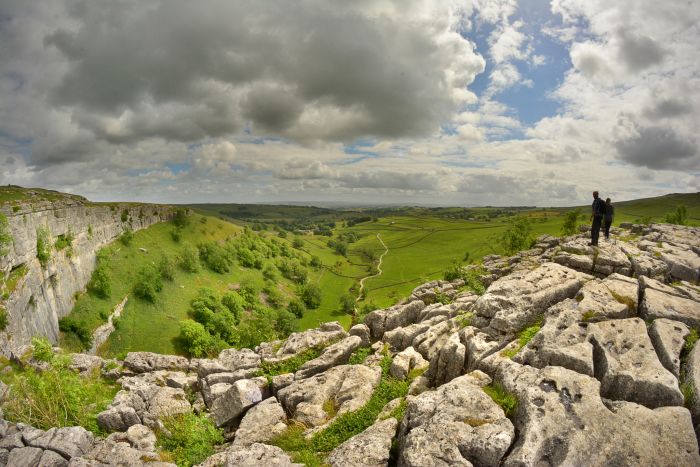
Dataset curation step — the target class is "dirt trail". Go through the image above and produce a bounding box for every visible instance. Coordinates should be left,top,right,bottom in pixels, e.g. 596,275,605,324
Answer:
356,233,389,303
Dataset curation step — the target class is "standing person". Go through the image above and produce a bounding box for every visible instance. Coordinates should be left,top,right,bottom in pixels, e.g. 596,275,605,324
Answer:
603,198,614,240
590,191,605,246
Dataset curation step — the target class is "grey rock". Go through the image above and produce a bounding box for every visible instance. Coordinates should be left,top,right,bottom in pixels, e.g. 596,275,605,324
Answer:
382,316,446,352
211,379,265,427
164,372,197,390
202,381,232,408
224,443,302,467
271,373,295,396
398,371,514,467
657,242,700,282
194,348,261,378
573,273,638,319
70,438,166,466
278,365,381,428
390,347,428,381
96,406,140,433
425,332,465,386
588,318,683,408
233,397,287,447
28,426,94,459
125,424,157,453
0,431,24,449
39,450,68,467
348,324,371,346
407,375,430,396
365,300,425,340
640,287,700,328
260,322,346,362
295,336,362,380
412,319,459,361
140,387,191,427
464,331,500,373
683,340,700,422
649,318,689,378
123,352,189,374
497,364,700,466
6,447,43,467
327,418,398,467
69,354,104,374
474,263,588,334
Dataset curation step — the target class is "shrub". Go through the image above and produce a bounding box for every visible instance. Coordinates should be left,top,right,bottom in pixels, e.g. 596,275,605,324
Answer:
88,264,111,298
120,209,129,222
339,294,355,314
258,346,324,379
232,312,278,349
54,231,74,251
157,412,224,467
36,226,51,267
32,337,54,363
173,209,190,228
497,216,534,255
58,316,93,349
198,242,232,273
119,228,134,246
2,357,117,434
348,346,371,365
180,243,200,272
288,299,306,318
310,255,322,269
221,291,244,323
133,264,163,302
292,238,304,249
300,283,322,309
275,309,298,335
0,306,8,331
158,254,176,281
178,319,217,358
561,209,582,236
262,263,279,281
1,212,13,256
665,205,688,226
171,227,183,243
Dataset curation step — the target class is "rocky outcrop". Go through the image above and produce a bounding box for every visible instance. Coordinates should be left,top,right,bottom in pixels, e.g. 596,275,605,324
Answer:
327,418,398,467
0,199,173,355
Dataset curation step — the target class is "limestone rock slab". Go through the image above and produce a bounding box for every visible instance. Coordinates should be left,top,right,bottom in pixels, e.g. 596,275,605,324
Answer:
327,418,398,467
232,398,288,448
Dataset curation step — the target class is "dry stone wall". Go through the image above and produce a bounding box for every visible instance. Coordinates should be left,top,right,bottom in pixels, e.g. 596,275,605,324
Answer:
0,199,173,355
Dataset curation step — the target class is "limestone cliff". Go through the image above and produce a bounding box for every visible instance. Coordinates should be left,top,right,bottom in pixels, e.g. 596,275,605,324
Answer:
0,193,173,355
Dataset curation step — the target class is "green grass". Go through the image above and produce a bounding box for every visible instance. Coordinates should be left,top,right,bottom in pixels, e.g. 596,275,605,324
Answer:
348,346,372,365
257,346,325,380
483,383,518,418
502,319,542,359
3,264,27,298
157,412,224,467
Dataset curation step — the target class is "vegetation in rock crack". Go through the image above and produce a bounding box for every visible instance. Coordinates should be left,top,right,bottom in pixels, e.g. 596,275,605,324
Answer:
609,290,636,314
36,226,51,267
156,412,224,467
0,212,12,257
0,306,8,331
54,230,74,251
445,263,487,295
348,346,372,365
270,353,411,463
256,346,325,380
680,328,699,408
3,263,28,299
502,321,542,359
0,349,117,434
483,383,518,418
455,311,475,328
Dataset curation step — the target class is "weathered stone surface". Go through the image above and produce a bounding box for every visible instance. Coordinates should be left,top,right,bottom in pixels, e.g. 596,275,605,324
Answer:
588,318,683,408
69,354,104,374
295,336,362,380
123,352,189,374
657,243,700,282
210,379,265,427
412,318,460,361
683,341,700,422
425,332,465,386
271,373,295,396
96,405,140,433
398,371,514,467
382,317,444,352
464,330,500,373
223,443,302,467
125,424,157,453
348,324,371,346
259,322,347,362
194,348,261,378
640,287,700,328
390,347,428,381
140,387,191,427
201,381,232,408
649,318,689,378
278,365,381,428
69,438,168,466
39,449,68,467
164,372,197,391
365,300,425,340
28,426,94,459
327,418,398,467
553,238,632,276
6,446,43,467
475,263,589,334
233,398,287,448
574,273,638,319
496,364,700,466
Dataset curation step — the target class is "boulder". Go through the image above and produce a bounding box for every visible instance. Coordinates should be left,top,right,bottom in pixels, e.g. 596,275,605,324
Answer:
39,449,68,467
348,324,371,346
69,354,104,374
683,341,700,422
390,347,428,381
193,348,261,378
365,300,425,340
123,352,189,374
295,336,362,380
588,318,683,408
398,371,514,467
497,364,699,466
28,426,94,459
7,447,44,467
96,405,140,433
232,398,288,448
223,443,302,467
327,418,398,467
573,273,638,319
260,322,347,361
649,318,689,378
140,387,191,427
474,263,589,334
640,288,700,328
278,365,381,428
210,379,266,427
425,332,465,386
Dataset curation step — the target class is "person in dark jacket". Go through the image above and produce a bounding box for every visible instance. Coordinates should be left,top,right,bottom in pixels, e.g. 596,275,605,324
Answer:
603,198,614,240
590,191,605,246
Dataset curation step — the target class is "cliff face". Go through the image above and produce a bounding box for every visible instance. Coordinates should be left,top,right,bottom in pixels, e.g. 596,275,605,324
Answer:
0,198,173,354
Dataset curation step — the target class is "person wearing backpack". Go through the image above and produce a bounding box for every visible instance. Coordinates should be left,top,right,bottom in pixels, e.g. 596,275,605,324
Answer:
590,191,605,246
603,198,614,240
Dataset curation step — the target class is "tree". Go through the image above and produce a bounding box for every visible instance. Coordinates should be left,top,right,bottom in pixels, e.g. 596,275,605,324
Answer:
180,243,200,272
497,217,534,255
179,319,217,357
288,299,306,318
339,294,355,314
173,209,190,228
159,254,176,281
133,264,163,302
221,291,244,323
300,283,322,309
665,205,688,226
561,209,582,236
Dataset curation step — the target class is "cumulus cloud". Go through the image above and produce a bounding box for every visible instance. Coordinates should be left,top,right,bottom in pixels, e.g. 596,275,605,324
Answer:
614,125,698,170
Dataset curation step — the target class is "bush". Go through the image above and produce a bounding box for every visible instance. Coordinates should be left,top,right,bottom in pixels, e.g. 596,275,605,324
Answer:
88,264,111,298
54,230,74,251
221,291,244,323
339,294,355,314
180,243,200,272
275,309,298,335
159,254,176,281
0,212,12,256
483,383,518,418
288,299,306,318
0,306,8,331
120,209,129,222
1,359,118,434
178,319,217,358
292,238,304,249
198,242,232,273
560,209,582,236
665,205,688,226
497,216,534,255
173,209,190,228
232,312,278,349
300,283,322,309
58,316,92,349
119,228,134,246
32,337,54,363
171,227,183,243
157,412,224,467
262,263,279,281
36,226,51,267
133,264,163,302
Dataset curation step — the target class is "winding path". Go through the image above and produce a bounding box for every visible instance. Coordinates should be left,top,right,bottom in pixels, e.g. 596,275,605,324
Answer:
356,233,389,303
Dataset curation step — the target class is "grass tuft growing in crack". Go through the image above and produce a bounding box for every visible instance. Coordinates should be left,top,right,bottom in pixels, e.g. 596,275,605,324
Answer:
501,318,542,359
483,383,518,418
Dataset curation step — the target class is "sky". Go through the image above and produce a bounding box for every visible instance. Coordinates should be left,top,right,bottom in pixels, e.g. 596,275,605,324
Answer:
0,0,699,207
